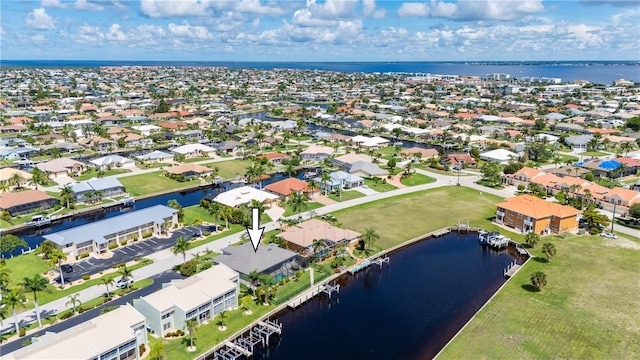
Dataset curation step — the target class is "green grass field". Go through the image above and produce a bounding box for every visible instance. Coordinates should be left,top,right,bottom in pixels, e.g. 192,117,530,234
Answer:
205,159,252,179
327,189,366,202
363,178,398,192
118,172,200,196
282,201,324,217
439,234,640,359
400,173,436,186
75,169,130,181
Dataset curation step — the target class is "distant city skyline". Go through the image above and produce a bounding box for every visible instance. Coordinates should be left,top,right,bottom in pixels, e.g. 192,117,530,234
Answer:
2,0,639,61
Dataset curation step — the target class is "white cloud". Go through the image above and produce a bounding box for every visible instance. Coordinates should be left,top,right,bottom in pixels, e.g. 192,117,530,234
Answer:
304,0,358,20
26,8,57,30
397,2,429,17
168,22,214,39
106,24,127,41
398,0,545,21
75,24,104,43
363,0,386,18
580,0,639,7
74,0,104,11
141,0,213,18
111,0,127,11
41,0,67,8
31,34,47,42
220,0,290,16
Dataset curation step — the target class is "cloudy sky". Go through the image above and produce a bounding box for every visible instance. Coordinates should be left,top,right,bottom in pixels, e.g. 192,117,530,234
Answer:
1,0,639,61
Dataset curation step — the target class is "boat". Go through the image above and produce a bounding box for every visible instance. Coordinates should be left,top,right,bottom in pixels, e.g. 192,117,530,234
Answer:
393,141,404,146
303,171,318,179
26,215,51,227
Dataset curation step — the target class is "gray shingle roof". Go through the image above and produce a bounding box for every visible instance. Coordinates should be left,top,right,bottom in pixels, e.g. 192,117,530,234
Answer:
214,243,298,276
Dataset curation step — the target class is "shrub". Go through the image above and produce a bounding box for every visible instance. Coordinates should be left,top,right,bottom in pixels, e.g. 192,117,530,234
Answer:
113,262,126,269
120,240,128,246
100,306,118,315
204,231,211,236
108,244,118,250
19,327,26,337
60,311,73,320
178,260,198,277
22,339,32,347
200,262,212,271
79,253,90,259
139,344,146,355
47,317,57,325
142,233,153,238
82,274,90,281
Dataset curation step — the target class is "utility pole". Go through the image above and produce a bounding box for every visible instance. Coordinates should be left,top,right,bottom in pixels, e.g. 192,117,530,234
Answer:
610,203,616,233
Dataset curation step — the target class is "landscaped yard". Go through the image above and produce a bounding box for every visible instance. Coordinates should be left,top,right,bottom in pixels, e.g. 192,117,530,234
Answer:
75,169,131,181
282,201,324,217
118,172,200,196
327,189,366,202
363,178,398,192
399,173,436,186
581,150,610,157
439,233,640,359
205,159,251,179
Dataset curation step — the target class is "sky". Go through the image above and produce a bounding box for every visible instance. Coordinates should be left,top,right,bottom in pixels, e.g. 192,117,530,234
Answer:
1,0,639,61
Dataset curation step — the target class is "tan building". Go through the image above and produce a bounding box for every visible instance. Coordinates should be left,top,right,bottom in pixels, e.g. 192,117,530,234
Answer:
495,195,581,235
277,219,361,256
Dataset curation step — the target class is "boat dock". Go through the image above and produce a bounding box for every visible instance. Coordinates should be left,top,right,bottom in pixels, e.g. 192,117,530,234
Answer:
504,261,522,278
210,319,282,360
348,259,371,274
287,282,340,310
479,231,510,248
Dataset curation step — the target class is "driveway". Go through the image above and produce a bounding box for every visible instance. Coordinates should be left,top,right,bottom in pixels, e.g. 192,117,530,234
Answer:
353,185,379,196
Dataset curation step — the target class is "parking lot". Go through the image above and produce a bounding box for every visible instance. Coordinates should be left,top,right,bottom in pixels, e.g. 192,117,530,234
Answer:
59,225,214,283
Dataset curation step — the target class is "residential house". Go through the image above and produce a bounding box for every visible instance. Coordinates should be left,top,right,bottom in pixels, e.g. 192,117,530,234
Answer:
214,243,303,282
4,304,147,360
277,219,361,257
347,161,388,178
300,145,334,162
135,150,174,163
0,190,59,216
164,164,213,179
210,186,279,208
400,147,439,160
0,168,32,187
495,195,581,235
170,143,216,158
90,155,136,170
69,178,126,202
442,153,477,169
565,135,593,151
43,205,178,257
264,177,318,201
133,264,239,336
256,152,291,165
314,171,364,192
36,158,87,177
213,141,244,155
479,148,519,164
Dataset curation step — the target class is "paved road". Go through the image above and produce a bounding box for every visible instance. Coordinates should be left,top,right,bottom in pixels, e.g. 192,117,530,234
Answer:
0,270,185,354
3,165,637,343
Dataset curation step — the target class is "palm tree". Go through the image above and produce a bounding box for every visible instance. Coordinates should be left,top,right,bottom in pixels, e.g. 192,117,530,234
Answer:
119,266,133,288
216,310,228,331
312,238,325,260
208,202,221,231
48,248,67,286
66,293,82,314
541,243,557,262
20,275,51,328
525,232,540,249
0,263,11,295
306,178,320,200
29,168,49,190
620,141,632,156
192,217,203,237
288,189,307,212
172,236,191,264
185,317,199,348
221,206,232,229
250,199,267,219
360,227,380,253
0,182,9,193
530,271,547,291
2,287,26,334
321,171,331,196
99,277,115,298
240,295,253,315
149,342,165,360
8,172,25,190
59,185,75,209
247,269,262,289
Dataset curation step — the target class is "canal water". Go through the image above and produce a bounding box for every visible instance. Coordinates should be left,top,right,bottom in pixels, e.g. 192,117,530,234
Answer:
258,232,519,360
9,171,313,255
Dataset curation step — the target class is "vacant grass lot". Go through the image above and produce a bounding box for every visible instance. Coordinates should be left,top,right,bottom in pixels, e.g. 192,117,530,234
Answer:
328,189,366,202
439,234,640,359
205,159,251,179
119,172,200,196
332,186,510,248
400,173,436,186
75,169,130,181
363,178,398,192
282,201,324,217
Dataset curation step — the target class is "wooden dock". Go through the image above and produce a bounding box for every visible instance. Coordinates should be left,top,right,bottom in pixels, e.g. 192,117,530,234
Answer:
287,286,323,309
504,263,522,278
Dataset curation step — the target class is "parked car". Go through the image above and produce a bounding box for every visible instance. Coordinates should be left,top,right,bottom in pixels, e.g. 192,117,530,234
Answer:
60,264,73,273
115,277,134,288
600,232,617,239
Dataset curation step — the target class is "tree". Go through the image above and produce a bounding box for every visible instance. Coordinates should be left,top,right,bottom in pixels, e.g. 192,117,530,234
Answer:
20,275,51,328
185,317,199,348
167,199,184,223
240,295,253,315
320,171,331,196
250,199,267,219
119,266,133,288
312,238,325,260
0,235,27,255
8,172,25,190
360,227,380,254
48,248,67,286
208,202,221,231
480,162,503,186
66,293,82,314
530,271,548,291
629,203,640,220
192,217,203,237
582,206,610,234
525,232,540,248
99,277,115,298
541,243,557,262
29,168,49,189
2,287,25,334
149,342,165,360
38,239,56,260
0,263,11,295
172,236,191,264
59,185,76,209
306,178,320,199
216,310,228,331
387,157,397,172
288,192,308,215
626,116,640,131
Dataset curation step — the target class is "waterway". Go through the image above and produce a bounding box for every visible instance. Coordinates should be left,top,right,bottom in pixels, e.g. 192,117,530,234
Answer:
8,170,314,255
258,232,521,360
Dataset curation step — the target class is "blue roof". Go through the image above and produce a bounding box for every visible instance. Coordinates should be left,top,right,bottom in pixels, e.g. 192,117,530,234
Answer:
598,160,621,170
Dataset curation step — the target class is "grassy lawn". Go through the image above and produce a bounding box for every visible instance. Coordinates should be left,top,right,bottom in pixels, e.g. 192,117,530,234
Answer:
118,172,200,196
553,153,579,164
282,201,324,217
363,178,398,192
327,190,366,202
400,173,436,186
581,150,610,157
622,176,639,184
439,234,640,359
331,187,523,249
206,159,251,179
75,169,130,181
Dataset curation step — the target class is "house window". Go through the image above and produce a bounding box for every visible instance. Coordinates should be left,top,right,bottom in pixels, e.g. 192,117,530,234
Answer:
162,322,172,331
161,311,173,320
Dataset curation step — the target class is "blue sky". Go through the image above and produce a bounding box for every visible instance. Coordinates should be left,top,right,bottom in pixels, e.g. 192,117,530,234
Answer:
1,0,639,61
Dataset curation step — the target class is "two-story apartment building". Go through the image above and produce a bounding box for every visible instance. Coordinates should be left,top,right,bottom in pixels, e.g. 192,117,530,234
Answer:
495,195,581,235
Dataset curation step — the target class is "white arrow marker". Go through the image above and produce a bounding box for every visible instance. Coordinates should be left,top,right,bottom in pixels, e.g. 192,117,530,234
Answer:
247,208,264,252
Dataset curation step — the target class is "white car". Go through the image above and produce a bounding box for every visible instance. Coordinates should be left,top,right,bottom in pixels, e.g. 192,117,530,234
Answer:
115,277,134,288
600,232,617,239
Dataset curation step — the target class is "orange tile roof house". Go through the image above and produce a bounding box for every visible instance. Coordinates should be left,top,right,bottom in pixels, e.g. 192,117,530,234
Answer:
0,190,59,216
495,195,581,235
165,164,212,178
277,219,361,257
264,177,319,200
256,152,291,164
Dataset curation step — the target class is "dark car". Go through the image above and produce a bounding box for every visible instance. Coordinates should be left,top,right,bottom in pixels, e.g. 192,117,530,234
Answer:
60,264,73,273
